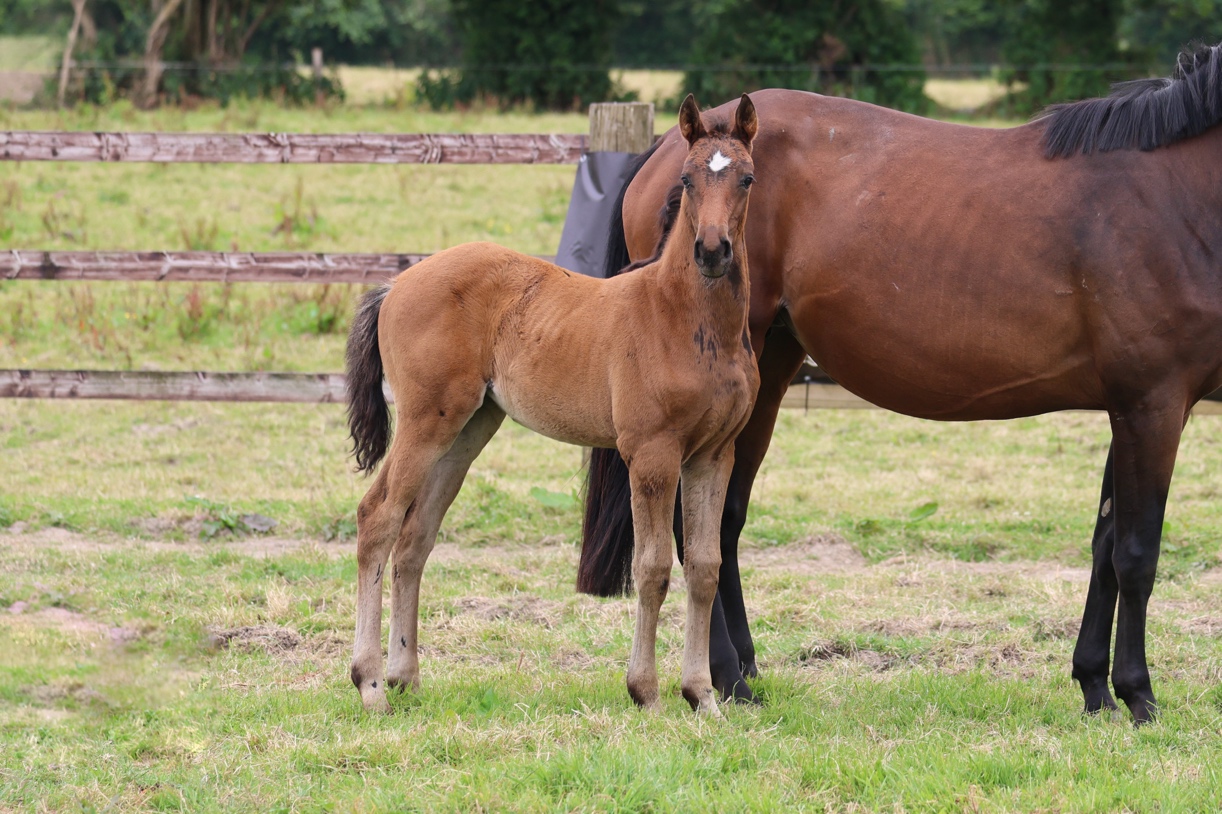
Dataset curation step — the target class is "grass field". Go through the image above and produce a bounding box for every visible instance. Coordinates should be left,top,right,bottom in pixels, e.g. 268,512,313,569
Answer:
2,90,1222,810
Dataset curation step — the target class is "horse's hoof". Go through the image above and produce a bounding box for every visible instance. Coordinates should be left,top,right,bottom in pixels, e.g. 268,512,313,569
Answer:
715,673,758,705
1126,698,1159,726
740,661,759,679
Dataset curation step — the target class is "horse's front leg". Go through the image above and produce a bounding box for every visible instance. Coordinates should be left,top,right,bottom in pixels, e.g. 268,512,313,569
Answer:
623,440,682,709
1071,444,1120,713
1107,401,1185,724
678,447,735,716
717,328,807,685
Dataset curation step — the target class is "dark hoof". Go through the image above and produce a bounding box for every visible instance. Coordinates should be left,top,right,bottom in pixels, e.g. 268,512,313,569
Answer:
1079,677,1118,715
740,660,759,679
1125,697,1159,726
713,666,759,705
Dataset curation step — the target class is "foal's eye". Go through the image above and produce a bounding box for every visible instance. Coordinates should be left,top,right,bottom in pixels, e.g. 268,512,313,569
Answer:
741,175,755,188
680,174,692,189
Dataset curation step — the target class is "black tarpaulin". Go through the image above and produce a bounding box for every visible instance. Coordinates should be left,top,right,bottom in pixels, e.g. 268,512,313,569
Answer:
554,151,638,278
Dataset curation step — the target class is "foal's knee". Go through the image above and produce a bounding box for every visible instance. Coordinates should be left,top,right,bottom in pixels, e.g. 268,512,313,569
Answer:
634,559,672,602
684,556,721,606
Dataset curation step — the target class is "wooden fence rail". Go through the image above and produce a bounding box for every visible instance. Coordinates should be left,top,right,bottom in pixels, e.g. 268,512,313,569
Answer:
0,131,588,164
1,250,552,283
6,368,1221,413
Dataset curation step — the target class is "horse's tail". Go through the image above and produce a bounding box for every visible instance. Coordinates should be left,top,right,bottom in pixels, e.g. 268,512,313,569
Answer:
346,283,392,474
578,138,682,597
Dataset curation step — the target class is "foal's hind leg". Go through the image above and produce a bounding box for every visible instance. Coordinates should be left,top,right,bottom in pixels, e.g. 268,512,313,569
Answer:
1072,444,1120,714
385,402,505,693
351,390,485,713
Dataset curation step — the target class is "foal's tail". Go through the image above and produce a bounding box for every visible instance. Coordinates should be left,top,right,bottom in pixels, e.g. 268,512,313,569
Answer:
577,139,682,597
346,283,392,474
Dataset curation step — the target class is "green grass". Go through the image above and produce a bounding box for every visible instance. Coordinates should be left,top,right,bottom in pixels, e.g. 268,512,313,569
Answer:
3,519,1222,811
4,100,1222,810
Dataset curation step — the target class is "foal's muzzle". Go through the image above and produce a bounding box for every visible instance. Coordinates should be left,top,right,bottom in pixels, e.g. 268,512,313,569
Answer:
694,236,733,278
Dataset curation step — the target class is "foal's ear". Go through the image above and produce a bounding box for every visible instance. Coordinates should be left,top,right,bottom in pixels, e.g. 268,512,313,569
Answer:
679,94,708,146
732,94,758,148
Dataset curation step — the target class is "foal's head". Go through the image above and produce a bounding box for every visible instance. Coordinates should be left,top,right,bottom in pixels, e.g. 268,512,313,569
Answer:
677,93,758,279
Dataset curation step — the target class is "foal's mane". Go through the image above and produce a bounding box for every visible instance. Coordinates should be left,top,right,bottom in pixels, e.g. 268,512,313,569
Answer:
1040,42,1222,158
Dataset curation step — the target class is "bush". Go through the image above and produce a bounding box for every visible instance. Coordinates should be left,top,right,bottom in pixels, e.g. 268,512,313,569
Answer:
418,0,619,110
999,0,1131,114
679,0,927,114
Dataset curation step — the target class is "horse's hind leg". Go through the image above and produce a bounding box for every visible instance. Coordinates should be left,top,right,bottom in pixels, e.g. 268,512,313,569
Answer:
678,447,735,716
623,439,682,709
386,401,506,693
351,389,485,713
1072,444,1120,713
1107,402,1185,724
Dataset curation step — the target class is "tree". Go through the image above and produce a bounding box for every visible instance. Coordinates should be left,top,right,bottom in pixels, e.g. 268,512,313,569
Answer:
1000,0,1129,112
419,0,619,110
679,0,927,113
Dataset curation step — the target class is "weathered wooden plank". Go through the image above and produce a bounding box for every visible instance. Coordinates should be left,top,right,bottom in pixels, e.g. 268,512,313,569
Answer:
780,380,1222,413
0,131,588,164
0,251,558,283
0,370,353,402
5,370,1220,413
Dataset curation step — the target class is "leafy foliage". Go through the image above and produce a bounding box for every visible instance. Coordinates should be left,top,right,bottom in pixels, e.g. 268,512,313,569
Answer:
679,0,928,113
418,0,619,110
1000,0,1131,114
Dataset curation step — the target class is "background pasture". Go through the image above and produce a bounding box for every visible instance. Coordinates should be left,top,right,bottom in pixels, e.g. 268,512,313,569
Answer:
2,80,1222,811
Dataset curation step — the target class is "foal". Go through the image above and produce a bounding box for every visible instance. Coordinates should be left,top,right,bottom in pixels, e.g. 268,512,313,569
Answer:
344,95,760,715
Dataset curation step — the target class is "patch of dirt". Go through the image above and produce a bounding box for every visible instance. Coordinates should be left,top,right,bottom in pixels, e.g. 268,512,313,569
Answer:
20,680,112,708
1180,616,1222,636
743,534,866,573
210,624,302,654
1198,569,1222,587
12,606,142,645
796,640,897,670
446,596,566,629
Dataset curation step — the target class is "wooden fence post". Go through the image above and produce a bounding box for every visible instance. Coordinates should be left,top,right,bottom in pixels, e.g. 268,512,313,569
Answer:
587,102,654,153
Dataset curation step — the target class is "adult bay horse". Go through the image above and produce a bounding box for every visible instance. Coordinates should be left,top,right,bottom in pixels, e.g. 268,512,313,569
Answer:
580,43,1222,724
345,95,759,715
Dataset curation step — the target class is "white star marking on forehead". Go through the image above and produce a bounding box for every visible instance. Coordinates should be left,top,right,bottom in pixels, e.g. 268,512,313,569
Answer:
708,150,731,172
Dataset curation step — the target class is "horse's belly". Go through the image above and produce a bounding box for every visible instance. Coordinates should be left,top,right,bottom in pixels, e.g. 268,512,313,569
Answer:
487,379,618,448
792,307,1102,420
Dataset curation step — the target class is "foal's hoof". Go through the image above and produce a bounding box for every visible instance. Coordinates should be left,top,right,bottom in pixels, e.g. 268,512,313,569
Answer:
627,680,660,710
359,687,393,714
684,685,722,717
385,674,421,694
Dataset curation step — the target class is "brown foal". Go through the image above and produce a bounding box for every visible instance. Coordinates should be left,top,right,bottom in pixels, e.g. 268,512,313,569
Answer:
344,95,760,715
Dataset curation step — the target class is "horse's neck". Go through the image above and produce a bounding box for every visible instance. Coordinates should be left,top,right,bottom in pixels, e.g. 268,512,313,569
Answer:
653,210,750,340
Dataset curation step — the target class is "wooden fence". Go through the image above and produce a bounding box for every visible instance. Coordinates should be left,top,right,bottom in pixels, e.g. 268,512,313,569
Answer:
4,110,1217,414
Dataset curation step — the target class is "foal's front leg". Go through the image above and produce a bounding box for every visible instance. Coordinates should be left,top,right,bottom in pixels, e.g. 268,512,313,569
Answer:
678,448,733,715
624,441,682,709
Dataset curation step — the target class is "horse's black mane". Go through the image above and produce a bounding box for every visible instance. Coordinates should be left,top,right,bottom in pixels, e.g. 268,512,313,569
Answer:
1040,42,1222,158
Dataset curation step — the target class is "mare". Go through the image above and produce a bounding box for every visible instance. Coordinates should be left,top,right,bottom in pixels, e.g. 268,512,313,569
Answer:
345,95,760,715
580,43,1222,724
